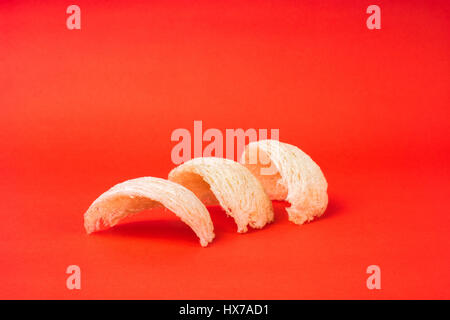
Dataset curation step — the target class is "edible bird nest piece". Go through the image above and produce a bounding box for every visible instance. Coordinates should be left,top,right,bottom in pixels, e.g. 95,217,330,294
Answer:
84,177,215,247
169,157,274,233
240,140,328,224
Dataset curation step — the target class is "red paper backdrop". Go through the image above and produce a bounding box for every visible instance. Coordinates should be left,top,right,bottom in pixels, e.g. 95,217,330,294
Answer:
0,0,449,299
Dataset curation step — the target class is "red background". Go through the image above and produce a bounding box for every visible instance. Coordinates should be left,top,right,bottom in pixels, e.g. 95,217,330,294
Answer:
1,0,449,299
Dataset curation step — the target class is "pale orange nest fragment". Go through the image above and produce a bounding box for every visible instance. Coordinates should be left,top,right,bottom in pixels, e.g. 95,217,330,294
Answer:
240,140,328,224
84,177,215,247
168,157,274,233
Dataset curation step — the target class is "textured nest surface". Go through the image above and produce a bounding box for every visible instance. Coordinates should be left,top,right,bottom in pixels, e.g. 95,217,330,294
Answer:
240,140,328,224
84,177,215,247
169,157,274,233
